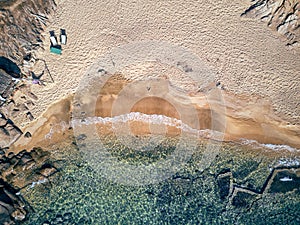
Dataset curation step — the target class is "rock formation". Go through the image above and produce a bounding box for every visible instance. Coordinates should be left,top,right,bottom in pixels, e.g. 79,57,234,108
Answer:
0,147,61,224
0,0,57,149
0,0,57,64
242,0,300,47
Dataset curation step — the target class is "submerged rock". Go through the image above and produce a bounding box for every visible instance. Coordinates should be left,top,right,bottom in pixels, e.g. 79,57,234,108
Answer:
269,169,300,193
232,191,256,208
217,174,231,200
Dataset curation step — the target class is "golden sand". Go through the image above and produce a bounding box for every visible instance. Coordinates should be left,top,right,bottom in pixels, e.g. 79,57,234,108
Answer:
8,0,300,152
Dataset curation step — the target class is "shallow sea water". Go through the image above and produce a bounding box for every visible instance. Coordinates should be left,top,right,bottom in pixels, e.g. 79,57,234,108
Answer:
21,134,300,225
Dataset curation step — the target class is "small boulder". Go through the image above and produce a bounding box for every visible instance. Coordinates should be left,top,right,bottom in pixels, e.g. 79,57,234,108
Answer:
0,114,7,127
39,164,57,177
0,204,11,224
24,131,32,138
11,208,26,221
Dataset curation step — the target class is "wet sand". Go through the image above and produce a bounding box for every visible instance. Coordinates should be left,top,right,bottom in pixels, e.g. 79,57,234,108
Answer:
10,74,300,153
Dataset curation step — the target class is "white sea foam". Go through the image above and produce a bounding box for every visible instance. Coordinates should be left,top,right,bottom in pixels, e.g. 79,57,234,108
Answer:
261,144,298,152
44,121,69,139
71,112,218,139
43,112,298,153
240,138,299,152
275,158,300,167
29,178,48,189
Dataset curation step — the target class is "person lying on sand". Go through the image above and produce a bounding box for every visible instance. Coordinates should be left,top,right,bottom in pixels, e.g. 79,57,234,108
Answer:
30,71,45,85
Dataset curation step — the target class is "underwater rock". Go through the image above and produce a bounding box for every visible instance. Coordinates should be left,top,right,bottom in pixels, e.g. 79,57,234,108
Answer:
63,212,73,222
217,174,231,200
269,169,300,193
232,191,257,208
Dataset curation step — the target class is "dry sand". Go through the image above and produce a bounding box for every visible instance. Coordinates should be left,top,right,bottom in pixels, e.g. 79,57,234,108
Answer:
10,0,300,151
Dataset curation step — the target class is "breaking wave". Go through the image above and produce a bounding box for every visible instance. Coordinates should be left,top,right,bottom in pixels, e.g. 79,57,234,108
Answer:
70,112,221,140
240,138,300,152
43,112,299,153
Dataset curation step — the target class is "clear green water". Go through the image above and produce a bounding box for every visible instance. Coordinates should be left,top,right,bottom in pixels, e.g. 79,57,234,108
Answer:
21,136,300,225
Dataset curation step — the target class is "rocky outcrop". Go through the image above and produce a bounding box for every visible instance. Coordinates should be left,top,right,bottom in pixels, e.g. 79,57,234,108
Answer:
0,112,23,149
0,0,57,149
242,0,300,47
0,147,61,224
0,178,27,225
0,0,57,64
0,68,14,99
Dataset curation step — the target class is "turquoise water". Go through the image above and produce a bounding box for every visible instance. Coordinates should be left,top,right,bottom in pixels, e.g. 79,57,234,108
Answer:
21,136,300,225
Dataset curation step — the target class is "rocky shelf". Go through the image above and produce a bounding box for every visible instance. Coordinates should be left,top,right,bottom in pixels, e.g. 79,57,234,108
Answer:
242,0,300,48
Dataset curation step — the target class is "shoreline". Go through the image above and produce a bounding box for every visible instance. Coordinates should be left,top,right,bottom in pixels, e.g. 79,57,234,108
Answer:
9,79,300,154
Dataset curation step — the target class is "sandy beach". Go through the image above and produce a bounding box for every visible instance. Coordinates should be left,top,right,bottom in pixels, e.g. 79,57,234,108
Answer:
8,0,300,151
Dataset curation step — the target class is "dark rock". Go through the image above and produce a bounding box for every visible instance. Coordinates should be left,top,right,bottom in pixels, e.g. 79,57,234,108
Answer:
39,164,57,177
0,68,12,97
9,155,19,165
0,0,57,65
0,179,28,223
0,188,14,206
232,191,256,208
23,53,32,61
242,0,300,47
24,131,32,138
0,56,21,78
11,208,26,221
0,149,5,156
217,175,231,200
63,212,72,221
76,134,87,141
7,152,14,159
26,111,34,121
0,126,9,136
0,161,11,172
0,113,7,127
19,152,33,165
16,149,27,158
30,147,50,159
0,204,11,224
0,122,22,149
